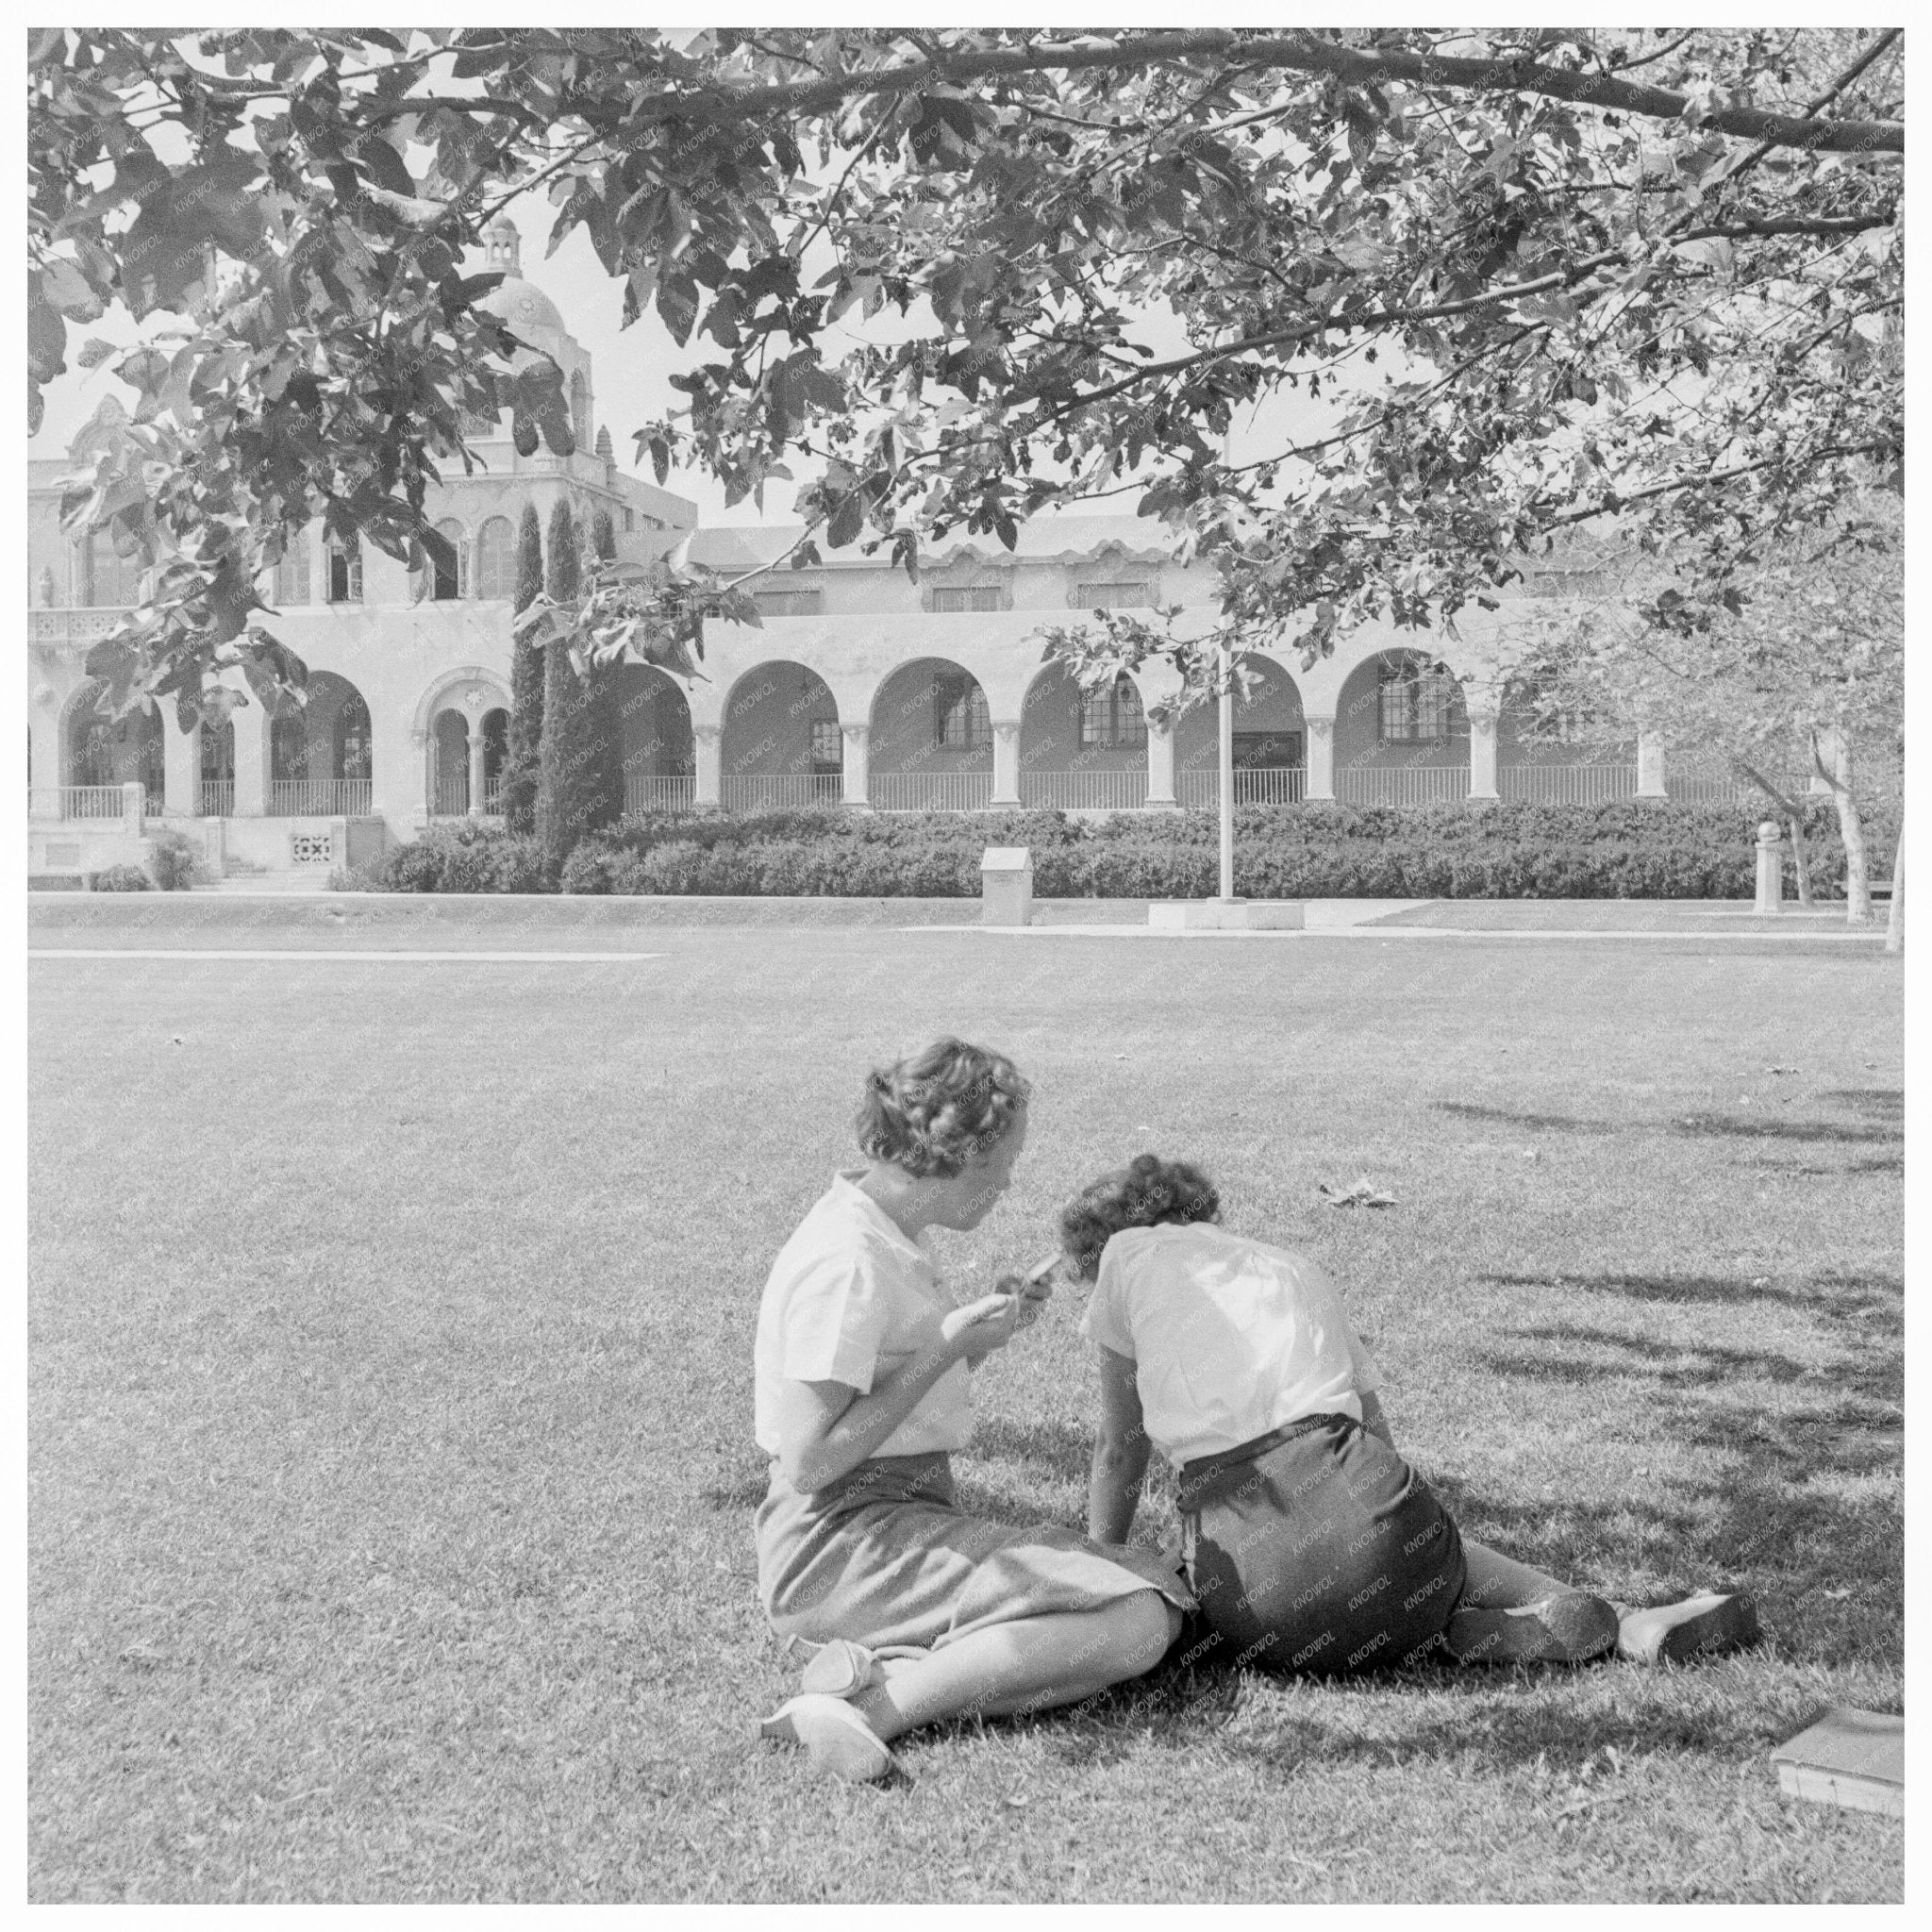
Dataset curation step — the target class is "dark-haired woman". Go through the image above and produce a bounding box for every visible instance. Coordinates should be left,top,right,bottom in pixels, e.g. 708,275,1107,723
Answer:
1065,1155,1758,1678
753,1041,1191,1782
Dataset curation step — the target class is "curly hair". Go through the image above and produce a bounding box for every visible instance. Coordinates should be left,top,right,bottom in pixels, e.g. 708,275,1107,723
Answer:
1058,1153,1221,1281
854,1037,1032,1178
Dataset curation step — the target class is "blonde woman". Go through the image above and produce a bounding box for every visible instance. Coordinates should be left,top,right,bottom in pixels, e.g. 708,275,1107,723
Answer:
754,1041,1190,1782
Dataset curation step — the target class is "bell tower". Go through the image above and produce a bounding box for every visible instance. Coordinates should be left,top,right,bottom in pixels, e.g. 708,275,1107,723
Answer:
484,215,522,275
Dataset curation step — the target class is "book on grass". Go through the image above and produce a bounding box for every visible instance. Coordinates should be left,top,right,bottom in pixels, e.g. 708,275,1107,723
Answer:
1770,1706,1904,1817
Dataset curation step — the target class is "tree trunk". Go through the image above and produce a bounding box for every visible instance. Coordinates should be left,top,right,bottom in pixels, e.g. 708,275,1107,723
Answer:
1885,826,1903,953
1786,815,1813,906
1816,732,1873,925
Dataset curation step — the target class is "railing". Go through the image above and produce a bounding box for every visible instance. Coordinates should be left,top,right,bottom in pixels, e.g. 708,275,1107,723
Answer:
269,779,373,817
1666,772,1758,805
871,771,996,813
28,608,131,648
625,775,696,814
1020,769,1150,810
1177,766,1306,808
199,780,235,817
1499,763,1639,805
1335,765,1473,806
721,773,844,811
481,777,504,815
28,785,131,820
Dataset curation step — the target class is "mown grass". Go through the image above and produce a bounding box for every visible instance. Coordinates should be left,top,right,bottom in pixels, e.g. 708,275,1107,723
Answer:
28,924,1903,1901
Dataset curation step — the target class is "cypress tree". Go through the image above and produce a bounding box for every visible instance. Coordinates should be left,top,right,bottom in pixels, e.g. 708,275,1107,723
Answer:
536,500,614,868
589,509,627,823
499,501,545,833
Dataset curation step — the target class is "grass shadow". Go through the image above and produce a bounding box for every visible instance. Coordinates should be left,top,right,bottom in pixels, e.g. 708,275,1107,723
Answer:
1673,1111,1899,1145
1433,1101,1620,1135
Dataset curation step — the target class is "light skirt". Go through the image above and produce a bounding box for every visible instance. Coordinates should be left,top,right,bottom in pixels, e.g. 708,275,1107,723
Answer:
756,1451,1192,1651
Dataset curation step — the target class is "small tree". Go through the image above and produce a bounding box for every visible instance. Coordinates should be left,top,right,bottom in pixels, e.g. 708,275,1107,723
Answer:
588,509,626,822
536,500,624,868
498,501,545,833
1515,491,1903,924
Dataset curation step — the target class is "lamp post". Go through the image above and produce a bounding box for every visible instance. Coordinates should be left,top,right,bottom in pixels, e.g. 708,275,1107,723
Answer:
1219,641,1235,902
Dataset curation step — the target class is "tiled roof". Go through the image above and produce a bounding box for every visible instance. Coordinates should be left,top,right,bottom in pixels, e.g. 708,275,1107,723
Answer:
686,513,1181,575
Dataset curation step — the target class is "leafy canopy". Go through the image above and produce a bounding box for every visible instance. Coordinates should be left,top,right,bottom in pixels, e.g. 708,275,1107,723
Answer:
29,27,1903,715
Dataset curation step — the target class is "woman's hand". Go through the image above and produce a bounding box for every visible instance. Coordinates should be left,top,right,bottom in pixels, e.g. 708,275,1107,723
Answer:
943,1291,1027,1367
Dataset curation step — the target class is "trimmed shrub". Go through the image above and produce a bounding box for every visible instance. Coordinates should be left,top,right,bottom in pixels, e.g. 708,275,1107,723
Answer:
145,826,207,891
372,823,545,893
88,863,152,891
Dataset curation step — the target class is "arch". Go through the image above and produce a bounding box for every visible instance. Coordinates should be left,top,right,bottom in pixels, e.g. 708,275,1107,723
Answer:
61,678,163,803
718,659,841,809
480,707,510,812
866,657,994,810
267,670,375,813
1333,648,1471,804
570,371,591,451
410,666,513,741
430,708,471,816
429,518,467,600
475,515,516,601
1173,653,1307,805
1017,659,1149,808
613,662,696,811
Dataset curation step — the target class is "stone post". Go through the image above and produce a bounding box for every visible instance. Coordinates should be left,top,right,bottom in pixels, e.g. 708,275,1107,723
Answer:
841,722,871,808
692,723,722,808
1636,731,1667,798
991,720,1022,808
466,716,489,817
1144,714,1178,809
123,780,144,834
1467,705,1500,802
1755,820,1783,915
1304,715,1336,802
981,845,1033,926
163,708,200,817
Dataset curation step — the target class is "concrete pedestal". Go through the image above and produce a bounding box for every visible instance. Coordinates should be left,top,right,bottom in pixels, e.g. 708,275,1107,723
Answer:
1149,897,1304,930
981,845,1034,926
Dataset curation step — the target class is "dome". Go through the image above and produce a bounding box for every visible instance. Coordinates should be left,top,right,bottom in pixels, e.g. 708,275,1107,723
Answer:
476,276,566,339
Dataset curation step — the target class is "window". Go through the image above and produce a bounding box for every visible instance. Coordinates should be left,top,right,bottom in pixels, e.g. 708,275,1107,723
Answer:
271,710,308,783
475,516,515,601
272,529,311,606
1074,579,1153,608
624,508,634,533
336,692,373,782
1233,730,1302,769
930,583,1006,613
752,586,824,618
432,519,467,600
934,675,991,750
1510,672,1590,742
326,534,363,604
808,719,843,773
570,372,591,450
1077,675,1147,749
86,531,144,608
1377,663,1458,741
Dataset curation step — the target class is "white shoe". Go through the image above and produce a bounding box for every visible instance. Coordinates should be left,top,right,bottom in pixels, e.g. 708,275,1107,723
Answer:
758,1693,897,1782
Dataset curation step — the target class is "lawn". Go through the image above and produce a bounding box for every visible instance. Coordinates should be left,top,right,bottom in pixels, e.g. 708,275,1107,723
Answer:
28,920,1904,1902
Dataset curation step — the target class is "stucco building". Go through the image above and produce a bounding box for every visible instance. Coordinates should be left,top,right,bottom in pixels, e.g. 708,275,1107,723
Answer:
27,224,1742,882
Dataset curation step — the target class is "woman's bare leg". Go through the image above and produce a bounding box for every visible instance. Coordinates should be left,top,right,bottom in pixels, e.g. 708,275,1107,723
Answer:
844,1592,1180,1743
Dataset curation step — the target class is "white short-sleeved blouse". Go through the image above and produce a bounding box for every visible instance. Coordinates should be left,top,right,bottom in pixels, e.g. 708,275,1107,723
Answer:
754,1170,973,1459
1077,1223,1381,1467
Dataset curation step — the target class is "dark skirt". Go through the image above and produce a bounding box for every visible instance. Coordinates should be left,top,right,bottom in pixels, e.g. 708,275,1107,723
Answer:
1174,1412,1467,1676
756,1452,1193,1652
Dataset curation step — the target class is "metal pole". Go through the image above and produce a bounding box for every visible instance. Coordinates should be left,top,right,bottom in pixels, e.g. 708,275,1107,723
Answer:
1219,643,1234,901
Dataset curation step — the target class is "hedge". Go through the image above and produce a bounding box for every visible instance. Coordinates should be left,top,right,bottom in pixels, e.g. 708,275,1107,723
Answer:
363,796,1899,900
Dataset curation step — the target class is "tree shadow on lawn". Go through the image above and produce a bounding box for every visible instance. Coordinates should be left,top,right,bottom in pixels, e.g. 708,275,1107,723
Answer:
1434,1101,1620,1135
1477,1268,1902,1339
1672,1111,1899,1146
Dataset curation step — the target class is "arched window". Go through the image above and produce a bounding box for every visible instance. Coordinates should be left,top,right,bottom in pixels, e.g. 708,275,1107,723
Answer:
271,708,309,782
1377,661,1460,742
570,371,591,450
273,528,311,606
86,531,144,608
1078,674,1147,749
326,532,363,604
335,691,373,783
475,516,515,601
432,519,467,600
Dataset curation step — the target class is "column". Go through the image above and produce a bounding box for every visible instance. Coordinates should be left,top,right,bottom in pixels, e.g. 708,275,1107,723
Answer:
692,723,722,808
466,717,488,818
841,721,871,808
1467,704,1499,802
1304,714,1336,801
28,693,59,817
122,781,144,834
1144,714,1178,808
1636,730,1666,798
232,701,268,815
163,708,200,817
990,719,1021,808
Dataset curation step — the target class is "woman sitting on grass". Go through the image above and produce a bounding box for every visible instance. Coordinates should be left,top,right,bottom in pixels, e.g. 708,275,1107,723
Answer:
1063,1154,1758,1678
753,1040,1191,1783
